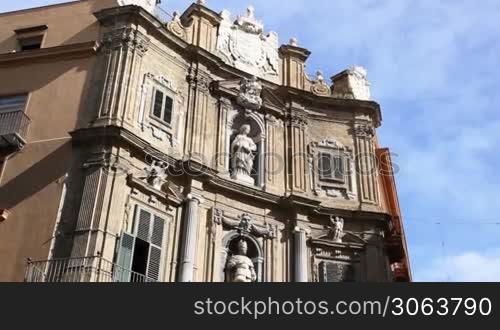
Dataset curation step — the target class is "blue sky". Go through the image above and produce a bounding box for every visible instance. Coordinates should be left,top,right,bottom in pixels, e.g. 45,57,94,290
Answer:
2,0,500,281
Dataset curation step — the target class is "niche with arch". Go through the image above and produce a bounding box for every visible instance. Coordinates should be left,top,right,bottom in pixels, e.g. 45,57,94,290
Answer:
228,111,266,188
221,232,264,282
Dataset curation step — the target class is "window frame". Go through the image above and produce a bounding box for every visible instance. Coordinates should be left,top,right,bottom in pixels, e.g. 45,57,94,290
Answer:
115,204,167,282
149,85,175,127
14,25,47,52
318,151,346,183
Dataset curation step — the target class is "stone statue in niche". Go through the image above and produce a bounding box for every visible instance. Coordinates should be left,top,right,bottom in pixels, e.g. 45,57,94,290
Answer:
237,76,263,110
330,216,345,243
231,124,257,185
143,160,168,190
225,239,257,282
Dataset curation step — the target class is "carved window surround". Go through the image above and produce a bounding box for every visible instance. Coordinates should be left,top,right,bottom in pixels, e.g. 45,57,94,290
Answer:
137,73,185,148
308,138,357,200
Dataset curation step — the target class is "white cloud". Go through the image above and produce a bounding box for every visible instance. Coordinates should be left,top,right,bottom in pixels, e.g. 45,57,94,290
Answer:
416,251,500,282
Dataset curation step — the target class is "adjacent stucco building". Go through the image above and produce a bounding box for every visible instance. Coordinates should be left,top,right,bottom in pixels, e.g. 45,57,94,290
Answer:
0,0,411,282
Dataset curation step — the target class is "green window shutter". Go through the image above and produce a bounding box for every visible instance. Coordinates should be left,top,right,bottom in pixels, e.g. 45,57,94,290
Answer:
147,245,162,281
153,90,164,119
163,96,173,124
151,215,165,246
115,232,135,282
137,209,151,242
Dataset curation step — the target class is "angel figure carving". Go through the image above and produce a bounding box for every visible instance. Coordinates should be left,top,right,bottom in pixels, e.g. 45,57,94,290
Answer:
330,216,345,243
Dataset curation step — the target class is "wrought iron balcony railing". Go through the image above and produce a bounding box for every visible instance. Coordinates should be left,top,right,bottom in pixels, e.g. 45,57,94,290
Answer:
24,256,157,283
0,110,30,149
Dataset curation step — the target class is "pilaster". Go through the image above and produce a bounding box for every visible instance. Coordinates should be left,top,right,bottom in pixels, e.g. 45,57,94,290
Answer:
354,122,379,204
95,27,150,128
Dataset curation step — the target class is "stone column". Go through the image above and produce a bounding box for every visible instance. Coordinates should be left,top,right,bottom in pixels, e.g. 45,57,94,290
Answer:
293,226,308,282
178,194,202,282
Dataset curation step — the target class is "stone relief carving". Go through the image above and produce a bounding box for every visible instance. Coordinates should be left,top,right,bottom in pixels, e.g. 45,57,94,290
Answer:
102,27,150,56
225,238,257,282
237,76,263,110
142,160,168,190
311,70,331,97
354,123,375,138
167,11,188,40
332,66,371,101
216,6,280,83
219,212,275,239
231,124,257,185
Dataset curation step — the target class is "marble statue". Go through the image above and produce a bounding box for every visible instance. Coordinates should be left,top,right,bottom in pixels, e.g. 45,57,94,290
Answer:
231,124,257,185
225,239,256,282
330,216,345,243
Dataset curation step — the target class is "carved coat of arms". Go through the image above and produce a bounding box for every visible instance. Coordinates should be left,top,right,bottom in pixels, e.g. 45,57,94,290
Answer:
217,6,280,83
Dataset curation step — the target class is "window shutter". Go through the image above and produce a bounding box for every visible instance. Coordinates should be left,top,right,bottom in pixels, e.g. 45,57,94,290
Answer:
151,215,165,246
319,153,332,179
137,209,151,241
153,90,164,118
115,232,135,282
163,96,173,124
333,155,344,180
147,245,162,281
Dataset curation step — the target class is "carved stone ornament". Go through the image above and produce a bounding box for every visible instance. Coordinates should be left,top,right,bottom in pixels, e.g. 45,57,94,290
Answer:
311,70,331,97
220,212,276,239
142,160,168,190
102,27,150,56
317,138,346,150
354,123,375,138
237,76,262,110
330,216,345,243
231,124,257,185
216,6,280,83
167,11,188,40
332,66,371,101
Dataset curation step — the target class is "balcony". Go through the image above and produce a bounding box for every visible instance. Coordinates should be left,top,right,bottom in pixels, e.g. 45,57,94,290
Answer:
24,256,157,283
0,110,30,150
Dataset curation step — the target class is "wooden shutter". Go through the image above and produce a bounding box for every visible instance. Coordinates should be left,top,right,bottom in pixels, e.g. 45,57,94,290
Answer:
163,96,173,124
153,89,164,118
319,153,332,179
115,232,135,282
333,155,344,181
136,209,151,242
147,215,166,281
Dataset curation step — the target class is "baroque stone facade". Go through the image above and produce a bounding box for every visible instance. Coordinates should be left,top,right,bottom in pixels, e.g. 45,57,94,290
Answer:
0,0,411,282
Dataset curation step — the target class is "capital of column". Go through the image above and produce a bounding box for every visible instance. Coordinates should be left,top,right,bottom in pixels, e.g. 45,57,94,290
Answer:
185,193,204,205
293,225,311,237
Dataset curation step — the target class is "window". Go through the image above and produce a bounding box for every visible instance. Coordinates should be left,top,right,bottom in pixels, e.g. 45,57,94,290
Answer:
319,152,345,182
14,25,47,52
0,95,27,113
151,88,173,125
115,205,166,282
18,36,43,51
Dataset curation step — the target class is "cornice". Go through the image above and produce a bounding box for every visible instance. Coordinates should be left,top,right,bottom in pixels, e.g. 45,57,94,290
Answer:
92,5,382,126
0,41,99,66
